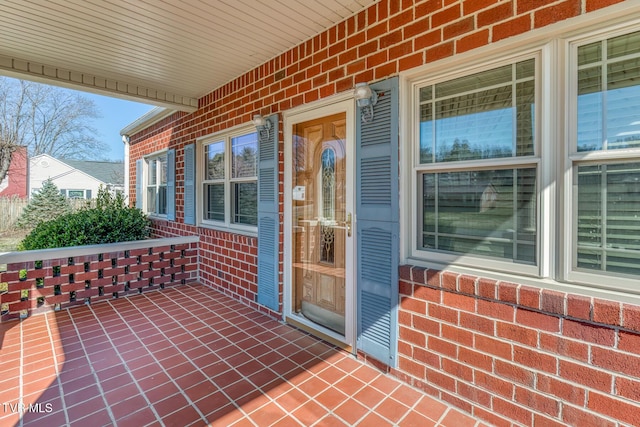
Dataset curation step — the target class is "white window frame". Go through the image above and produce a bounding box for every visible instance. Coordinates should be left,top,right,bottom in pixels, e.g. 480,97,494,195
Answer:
144,151,168,217
400,7,640,298
407,51,544,277
197,124,258,234
563,25,640,293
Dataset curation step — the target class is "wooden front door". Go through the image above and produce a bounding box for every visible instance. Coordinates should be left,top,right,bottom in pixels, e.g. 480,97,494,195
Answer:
291,112,349,335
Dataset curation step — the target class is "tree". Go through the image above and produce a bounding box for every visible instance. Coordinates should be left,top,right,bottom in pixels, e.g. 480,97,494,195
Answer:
16,180,71,229
0,77,106,183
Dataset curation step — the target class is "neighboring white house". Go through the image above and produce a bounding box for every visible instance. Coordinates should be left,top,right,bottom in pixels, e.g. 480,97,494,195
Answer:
29,154,124,199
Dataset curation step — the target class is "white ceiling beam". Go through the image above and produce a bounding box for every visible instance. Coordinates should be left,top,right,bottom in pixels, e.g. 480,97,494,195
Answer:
0,54,198,112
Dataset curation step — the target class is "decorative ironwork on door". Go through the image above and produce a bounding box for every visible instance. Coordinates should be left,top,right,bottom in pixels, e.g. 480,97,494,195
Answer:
321,148,336,264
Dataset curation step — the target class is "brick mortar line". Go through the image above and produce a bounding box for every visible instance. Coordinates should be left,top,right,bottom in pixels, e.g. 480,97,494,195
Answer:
99,297,203,426
399,319,640,396
403,304,638,361
18,320,24,427
402,277,640,336
398,346,627,426
66,309,118,425
44,311,70,426
119,289,253,424
173,284,369,424
186,283,472,427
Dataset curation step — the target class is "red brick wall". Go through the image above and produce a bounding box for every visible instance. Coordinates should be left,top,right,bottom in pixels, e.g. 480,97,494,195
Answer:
130,0,624,319
396,265,640,426
147,218,274,318
128,0,637,424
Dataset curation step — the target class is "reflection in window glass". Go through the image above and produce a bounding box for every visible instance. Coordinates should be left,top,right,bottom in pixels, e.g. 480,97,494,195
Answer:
232,134,258,178
147,187,156,213
420,168,537,263
159,157,167,184
419,59,535,163
148,160,157,185
206,142,225,180
205,184,224,221
233,182,257,225
577,31,640,151
577,162,640,276
157,186,167,215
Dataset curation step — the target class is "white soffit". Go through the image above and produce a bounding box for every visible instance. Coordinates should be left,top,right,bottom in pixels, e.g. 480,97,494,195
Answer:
0,0,377,111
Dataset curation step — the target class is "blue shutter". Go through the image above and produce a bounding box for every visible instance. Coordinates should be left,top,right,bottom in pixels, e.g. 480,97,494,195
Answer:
166,149,176,221
183,144,196,225
257,115,280,311
135,159,143,210
356,77,400,366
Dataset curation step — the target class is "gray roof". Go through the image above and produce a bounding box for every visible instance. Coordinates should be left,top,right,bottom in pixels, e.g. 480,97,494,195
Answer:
61,159,125,186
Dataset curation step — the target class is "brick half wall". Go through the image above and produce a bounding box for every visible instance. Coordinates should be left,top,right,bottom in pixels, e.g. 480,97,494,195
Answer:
394,265,640,426
0,237,199,322
149,219,279,319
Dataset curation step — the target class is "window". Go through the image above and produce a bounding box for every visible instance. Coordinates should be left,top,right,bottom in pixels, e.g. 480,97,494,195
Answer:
201,129,258,228
414,57,539,271
60,189,91,199
570,30,640,285
146,153,167,215
68,190,86,199
407,23,640,291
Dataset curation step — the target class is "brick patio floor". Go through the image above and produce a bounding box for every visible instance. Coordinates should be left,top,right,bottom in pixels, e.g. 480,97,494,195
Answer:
0,283,486,426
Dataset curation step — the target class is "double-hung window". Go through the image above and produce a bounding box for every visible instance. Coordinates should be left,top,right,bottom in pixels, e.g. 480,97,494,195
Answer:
146,153,167,216
569,29,640,290
201,128,258,229
409,24,640,291
413,55,539,273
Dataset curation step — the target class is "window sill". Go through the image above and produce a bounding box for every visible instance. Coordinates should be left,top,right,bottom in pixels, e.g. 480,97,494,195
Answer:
198,222,257,238
147,214,168,219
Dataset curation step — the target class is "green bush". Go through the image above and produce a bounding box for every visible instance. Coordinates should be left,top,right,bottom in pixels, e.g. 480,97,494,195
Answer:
19,188,150,250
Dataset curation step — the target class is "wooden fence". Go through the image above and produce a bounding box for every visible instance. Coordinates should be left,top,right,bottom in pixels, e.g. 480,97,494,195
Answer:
0,197,89,232
0,197,28,232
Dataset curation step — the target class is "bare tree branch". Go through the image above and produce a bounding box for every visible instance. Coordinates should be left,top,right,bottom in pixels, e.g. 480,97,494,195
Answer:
0,77,106,182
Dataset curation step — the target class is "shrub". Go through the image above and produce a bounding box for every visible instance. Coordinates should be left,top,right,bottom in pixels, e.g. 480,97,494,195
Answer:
19,187,150,250
16,180,71,229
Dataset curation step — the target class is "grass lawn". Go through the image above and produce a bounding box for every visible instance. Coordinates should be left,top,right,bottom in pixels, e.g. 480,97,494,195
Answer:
0,229,28,252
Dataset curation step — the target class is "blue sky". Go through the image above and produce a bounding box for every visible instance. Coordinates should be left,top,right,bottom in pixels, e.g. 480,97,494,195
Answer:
81,92,155,161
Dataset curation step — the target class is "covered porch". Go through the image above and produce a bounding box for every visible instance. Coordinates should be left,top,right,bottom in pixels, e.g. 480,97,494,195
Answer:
0,282,482,426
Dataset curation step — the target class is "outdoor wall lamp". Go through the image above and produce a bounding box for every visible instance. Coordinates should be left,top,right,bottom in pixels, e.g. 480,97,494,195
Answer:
253,114,271,130
354,82,378,123
253,114,272,139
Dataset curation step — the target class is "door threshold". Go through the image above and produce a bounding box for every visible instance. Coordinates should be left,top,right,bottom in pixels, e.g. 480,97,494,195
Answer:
285,315,353,353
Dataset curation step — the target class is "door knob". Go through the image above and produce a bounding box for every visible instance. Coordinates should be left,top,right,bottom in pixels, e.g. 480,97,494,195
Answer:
346,213,352,237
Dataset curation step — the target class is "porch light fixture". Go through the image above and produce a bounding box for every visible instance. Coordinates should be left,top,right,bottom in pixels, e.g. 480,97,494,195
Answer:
253,114,272,139
252,114,267,127
354,82,378,123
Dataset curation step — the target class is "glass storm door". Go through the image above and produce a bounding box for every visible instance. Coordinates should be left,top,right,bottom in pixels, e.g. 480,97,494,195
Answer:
291,112,351,336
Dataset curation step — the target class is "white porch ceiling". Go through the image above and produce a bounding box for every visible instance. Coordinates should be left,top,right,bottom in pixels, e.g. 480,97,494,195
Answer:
0,0,376,112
